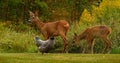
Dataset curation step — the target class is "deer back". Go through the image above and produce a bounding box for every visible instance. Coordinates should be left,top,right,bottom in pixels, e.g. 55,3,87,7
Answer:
88,26,111,37
41,20,69,36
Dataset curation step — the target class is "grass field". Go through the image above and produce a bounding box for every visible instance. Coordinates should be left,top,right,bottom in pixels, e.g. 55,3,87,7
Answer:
0,53,120,63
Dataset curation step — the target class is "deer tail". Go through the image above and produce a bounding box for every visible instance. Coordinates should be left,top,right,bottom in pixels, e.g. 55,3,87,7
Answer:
108,27,112,34
64,23,69,28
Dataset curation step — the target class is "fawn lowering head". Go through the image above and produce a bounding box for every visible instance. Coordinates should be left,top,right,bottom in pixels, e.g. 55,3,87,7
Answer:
72,25,112,53
72,33,79,47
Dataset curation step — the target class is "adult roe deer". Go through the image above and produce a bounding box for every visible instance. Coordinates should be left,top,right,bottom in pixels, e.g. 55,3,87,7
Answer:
28,11,69,53
72,25,112,54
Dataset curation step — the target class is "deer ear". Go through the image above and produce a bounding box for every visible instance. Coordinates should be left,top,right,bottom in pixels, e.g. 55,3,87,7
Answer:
29,10,34,16
74,33,77,36
34,10,39,16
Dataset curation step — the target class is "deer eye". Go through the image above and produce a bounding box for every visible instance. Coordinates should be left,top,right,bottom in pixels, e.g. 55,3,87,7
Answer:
32,16,34,18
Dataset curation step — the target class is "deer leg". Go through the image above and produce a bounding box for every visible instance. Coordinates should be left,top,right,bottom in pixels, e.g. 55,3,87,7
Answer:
90,39,94,54
42,33,49,40
60,32,68,53
102,36,111,54
105,37,111,54
82,39,90,54
82,42,88,53
82,38,94,54
101,44,107,54
101,36,107,53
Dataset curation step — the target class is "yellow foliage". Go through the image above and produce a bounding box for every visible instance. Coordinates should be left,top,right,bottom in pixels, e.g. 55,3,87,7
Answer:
80,0,120,22
80,9,93,22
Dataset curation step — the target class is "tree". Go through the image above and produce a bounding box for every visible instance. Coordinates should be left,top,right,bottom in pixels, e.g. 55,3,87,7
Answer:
0,0,102,22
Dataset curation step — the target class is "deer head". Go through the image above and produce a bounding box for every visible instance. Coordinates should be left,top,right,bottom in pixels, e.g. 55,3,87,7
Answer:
28,11,39,25
72,33,79,47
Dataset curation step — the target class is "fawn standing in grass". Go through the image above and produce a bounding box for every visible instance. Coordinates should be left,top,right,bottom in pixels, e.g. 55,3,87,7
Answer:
72,25,112,54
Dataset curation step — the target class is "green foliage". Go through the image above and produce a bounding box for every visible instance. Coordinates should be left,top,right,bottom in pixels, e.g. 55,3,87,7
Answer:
111,47,120,54
96,6,120,24
0,0,102,22
0,0,51,21
0,25,38,53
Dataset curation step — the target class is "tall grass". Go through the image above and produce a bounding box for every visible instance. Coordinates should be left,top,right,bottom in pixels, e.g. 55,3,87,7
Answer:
0,22,39,53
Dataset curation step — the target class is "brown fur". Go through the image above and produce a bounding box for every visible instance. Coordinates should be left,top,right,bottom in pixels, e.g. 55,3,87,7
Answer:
29,11,69,53
72,25,112,54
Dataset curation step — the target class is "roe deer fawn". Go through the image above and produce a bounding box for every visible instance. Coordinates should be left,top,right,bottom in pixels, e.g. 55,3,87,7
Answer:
72,25,112,54
28,11,69,53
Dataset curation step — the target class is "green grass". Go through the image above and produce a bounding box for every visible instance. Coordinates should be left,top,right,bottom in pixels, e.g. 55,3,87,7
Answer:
0,53,120,63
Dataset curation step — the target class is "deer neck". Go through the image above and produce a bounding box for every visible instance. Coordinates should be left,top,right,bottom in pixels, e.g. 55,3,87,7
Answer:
78,33,85,40
78,29,89,40
35,19,44,30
